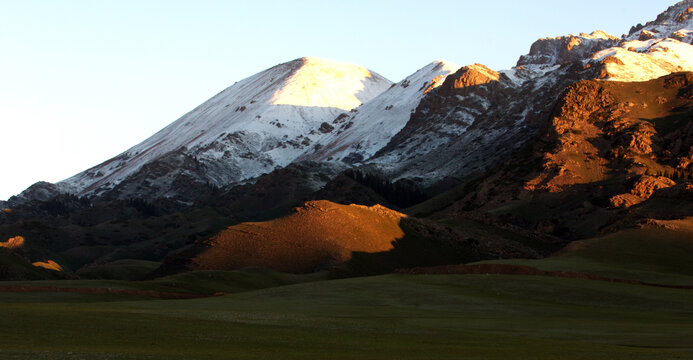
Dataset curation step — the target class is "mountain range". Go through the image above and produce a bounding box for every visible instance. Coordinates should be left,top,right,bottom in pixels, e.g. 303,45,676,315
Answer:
1,1,692,281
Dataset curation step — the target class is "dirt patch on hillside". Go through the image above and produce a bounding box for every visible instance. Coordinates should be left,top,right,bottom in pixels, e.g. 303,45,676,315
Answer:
0,236,25,250
31,260,64,272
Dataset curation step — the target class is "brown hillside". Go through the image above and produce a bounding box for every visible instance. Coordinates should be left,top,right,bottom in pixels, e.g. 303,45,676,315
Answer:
443,72,693,240
191,200,407,273
155,199,559,278
525,72,693,194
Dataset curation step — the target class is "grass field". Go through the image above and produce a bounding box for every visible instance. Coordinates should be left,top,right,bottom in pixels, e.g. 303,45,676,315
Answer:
478,220,693,286
2,219,692,359
1,272,692,359
1,267,325,295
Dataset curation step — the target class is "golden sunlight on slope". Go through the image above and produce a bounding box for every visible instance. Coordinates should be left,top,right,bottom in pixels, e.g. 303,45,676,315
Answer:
192,200,407,273
0,236,25,250
270,57,375,110
31,260,64,272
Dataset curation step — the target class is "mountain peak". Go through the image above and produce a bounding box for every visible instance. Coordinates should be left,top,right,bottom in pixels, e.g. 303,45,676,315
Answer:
421,60,460,77
439,63,499,92
270,57,390,110
578,30,619,40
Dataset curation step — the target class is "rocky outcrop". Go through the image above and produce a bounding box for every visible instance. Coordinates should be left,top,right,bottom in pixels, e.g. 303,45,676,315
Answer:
526,73,693,193
517,31,618,66
609,176,677,208
438,64,499,93
638,30,656,41
423,75,445,94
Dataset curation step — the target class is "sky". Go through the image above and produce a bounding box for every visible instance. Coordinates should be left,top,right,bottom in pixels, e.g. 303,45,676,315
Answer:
0,0,674,200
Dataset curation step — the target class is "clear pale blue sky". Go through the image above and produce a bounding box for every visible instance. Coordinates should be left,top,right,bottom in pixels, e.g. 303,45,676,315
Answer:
0,0,672,200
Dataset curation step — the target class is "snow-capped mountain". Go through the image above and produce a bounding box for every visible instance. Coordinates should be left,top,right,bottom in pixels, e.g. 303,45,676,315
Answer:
8,1,693,206
58,57,391,199
298,60,459,164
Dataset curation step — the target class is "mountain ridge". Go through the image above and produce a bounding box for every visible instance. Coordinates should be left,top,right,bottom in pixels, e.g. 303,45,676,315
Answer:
2,1,693,280
7,1,693,205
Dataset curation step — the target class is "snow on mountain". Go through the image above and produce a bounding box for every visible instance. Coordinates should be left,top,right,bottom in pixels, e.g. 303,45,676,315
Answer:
625,0,693,43
589,1,693,82
512,2,693,83
580,0,693,81
298,60,460,164
592,38,693,81
59,57,392,198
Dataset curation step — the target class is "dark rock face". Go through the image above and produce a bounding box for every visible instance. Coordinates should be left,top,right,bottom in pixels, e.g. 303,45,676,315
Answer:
201,161,346,220
318,122,335,133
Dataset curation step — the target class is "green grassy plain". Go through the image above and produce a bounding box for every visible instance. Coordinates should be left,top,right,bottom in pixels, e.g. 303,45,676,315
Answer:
478,222,693,286
2,220,692,359
1,273,692,359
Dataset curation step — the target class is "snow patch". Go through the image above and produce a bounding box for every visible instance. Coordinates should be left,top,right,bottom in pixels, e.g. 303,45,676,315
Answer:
593,39,693,81
300,60,460,164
